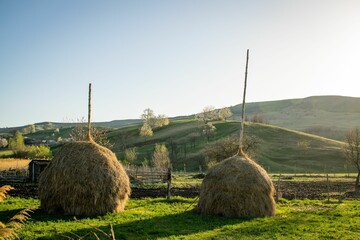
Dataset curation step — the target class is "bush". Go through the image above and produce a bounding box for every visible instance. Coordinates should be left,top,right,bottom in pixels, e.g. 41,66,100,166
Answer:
26,145,52,159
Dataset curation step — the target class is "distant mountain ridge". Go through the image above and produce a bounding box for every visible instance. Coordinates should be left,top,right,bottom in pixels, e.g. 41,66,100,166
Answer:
1,95,359,140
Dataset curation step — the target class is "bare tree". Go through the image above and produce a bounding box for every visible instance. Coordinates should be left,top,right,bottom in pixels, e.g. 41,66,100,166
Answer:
70,118,113,149
202,123,216,142
141,108,156,126
203,135,261,167
343,127,360,191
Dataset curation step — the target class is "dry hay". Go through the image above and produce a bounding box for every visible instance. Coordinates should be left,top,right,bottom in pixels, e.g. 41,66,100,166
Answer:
0,158,31,171
196,154,275,218
38,141,130,216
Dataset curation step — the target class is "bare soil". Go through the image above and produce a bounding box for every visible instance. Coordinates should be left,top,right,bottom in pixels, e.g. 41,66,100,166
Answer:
3,180,358,200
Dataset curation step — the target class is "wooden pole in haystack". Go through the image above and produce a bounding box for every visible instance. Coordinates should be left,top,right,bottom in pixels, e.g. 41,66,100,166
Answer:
87,83,93,142
239,49,249,154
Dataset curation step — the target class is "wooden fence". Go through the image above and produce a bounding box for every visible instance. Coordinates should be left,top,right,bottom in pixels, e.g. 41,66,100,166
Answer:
126,168,172,201
0,169,28,182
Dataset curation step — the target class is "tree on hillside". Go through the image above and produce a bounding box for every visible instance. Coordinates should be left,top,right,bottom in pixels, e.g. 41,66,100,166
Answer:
140,109,169,137
154,114,170,128
8,131,25,151
22,124,36,134
342,127,360,191
124,147,137,164
202,123,216,142
203,135,261,168
141,108,156,126
0,138,8,148
218,107,233,121
187,132,201,149
118,130,132,150
139,122,153,138
251,113,267,123
195,106,218,124
152,144,171,171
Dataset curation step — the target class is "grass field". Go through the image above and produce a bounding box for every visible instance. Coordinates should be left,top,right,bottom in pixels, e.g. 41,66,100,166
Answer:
11,116,354,173
106,120,351,173
1,197,359,239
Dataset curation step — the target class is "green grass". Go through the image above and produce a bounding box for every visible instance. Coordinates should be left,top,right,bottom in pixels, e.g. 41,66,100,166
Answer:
1,197,359,239
109,119,351,173
11,111,356,173
0,150,15,158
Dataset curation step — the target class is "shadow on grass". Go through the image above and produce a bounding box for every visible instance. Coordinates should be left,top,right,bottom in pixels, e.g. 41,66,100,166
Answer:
0,208,25,222
18,203,354,240
38,210,250,240
50,211,315,240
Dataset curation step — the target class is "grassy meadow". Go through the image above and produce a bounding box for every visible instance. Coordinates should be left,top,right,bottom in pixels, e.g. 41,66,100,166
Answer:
0,150,15,159
108,120,351,173
1,197,359,239
3,118,353,173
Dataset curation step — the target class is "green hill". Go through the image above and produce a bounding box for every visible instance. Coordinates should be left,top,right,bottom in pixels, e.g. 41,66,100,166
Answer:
5,118,353,173
231,95,360,140
108,119,352,173
2,95,359,141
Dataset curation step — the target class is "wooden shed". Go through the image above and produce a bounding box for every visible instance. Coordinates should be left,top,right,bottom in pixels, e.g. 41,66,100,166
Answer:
29,160,50,182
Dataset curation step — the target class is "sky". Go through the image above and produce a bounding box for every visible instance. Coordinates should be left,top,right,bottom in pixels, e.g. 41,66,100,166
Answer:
1,0,360,128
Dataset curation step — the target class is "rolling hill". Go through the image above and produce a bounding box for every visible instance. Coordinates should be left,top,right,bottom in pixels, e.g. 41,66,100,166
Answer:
230,95,360,140
1,95,359,173
2,95,358,141
106,119,352,173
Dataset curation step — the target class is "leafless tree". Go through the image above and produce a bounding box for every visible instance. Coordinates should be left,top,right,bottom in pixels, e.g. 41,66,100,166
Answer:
203,135,261,167
343,127,360,191
70,118,113,149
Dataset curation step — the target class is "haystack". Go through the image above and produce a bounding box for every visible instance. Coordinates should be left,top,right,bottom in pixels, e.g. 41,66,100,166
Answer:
38,141,130,216
196,154,276,218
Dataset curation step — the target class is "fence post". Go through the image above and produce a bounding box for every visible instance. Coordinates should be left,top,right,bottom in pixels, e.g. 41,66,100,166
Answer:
167,168,172,202
326,173,330,203
276,173,282,202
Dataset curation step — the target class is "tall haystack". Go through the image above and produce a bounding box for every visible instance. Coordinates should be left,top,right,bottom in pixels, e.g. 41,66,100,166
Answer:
38,141,130,216
196,49,275,218
38,83,130,216
196,154,275,217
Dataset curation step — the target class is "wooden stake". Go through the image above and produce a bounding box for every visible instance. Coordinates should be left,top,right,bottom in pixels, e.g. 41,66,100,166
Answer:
87,83,92,141
239,49,249,154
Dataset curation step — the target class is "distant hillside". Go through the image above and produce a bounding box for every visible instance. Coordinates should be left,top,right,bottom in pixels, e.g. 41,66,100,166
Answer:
107,119,352,173
231,95,360,140
2,95,359,141
0,119,141,135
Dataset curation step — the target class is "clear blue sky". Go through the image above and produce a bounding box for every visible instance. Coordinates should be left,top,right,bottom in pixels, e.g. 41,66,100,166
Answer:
1,0,360,127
